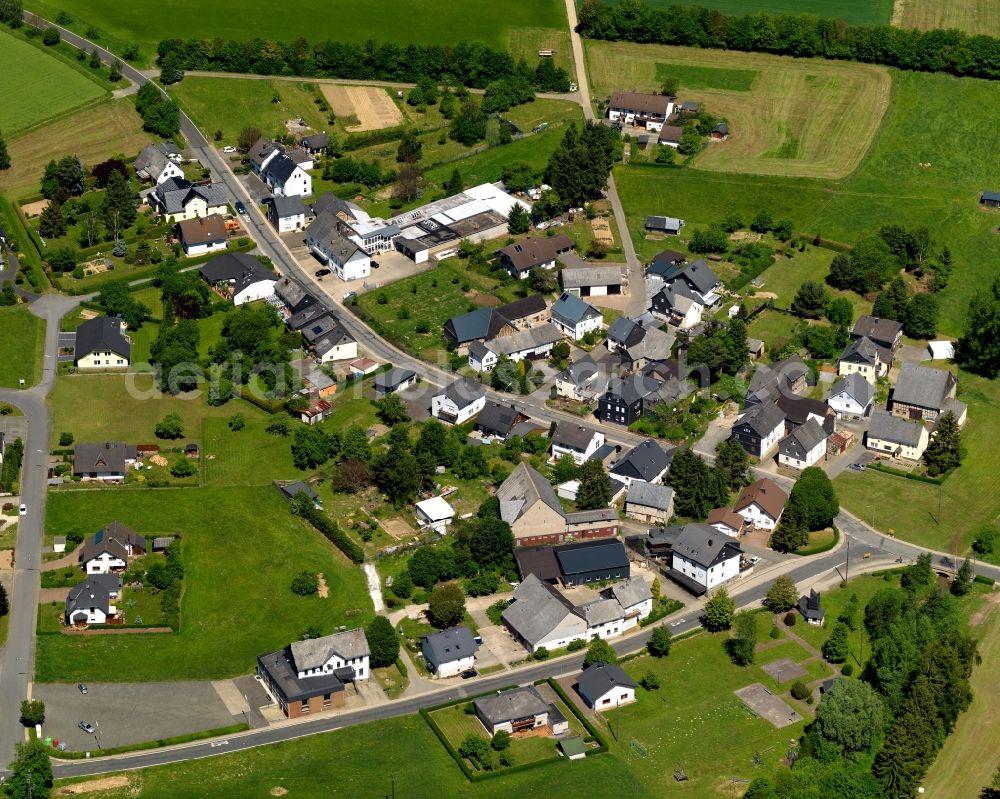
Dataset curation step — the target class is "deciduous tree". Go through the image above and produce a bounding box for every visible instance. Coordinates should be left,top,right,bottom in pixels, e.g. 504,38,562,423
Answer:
812,677,883,757
765,575,797,612
704,587,735,631
576,459,611,510
583,637,618,666
428,581,466,628
366,616,400,667
727,609,757,665
648,626,673,657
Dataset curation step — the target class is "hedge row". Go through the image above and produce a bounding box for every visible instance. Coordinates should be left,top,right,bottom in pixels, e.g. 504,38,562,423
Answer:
974,574,995,586
639,598,684,627
296,502,365,564
867,462,953,485
53,722,249,759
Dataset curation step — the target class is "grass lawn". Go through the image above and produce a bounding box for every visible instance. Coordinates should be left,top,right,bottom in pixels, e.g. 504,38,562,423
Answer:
750,246,872,319
201,415,298,487
0,100,153,201
746,310,800,356
24,0,568,60
896,0,1000,36
48,373,270,446
615,68,1000,337
355,261,518,361
835,370,1000,558
509,28,575,78
0,28,105,137
169,78,329,147
587,42,890,180
60,714,646,798
635,0,893,25
36,486,372,682
0,305,45,389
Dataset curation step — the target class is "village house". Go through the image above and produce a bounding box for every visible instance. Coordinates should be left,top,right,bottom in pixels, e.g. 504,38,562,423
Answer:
495,234,574,279
598,373,664,427
501,575,587,652
560,265,624,297
497,463,618,546
745,357,809,405
444,295,549,353
274,275,318,315
73,442,138,481
374,367,416,395
576,663,637,711
550,292,604,341
431,377,487,424
306,212,371,281
261,153,312,198
264,195,308,232
79,521,146,574
777,418,828,470
421,627,479,678
74,316,131,371
605,317,672,370
474,685,568,736
657,125,684,148
624,481,674,524
706,507,746,538
555,356,608,404
608,90,674,130
474,401,532,441
797,589,825,626
644,215,684,235
734,479,788,531
609,439,673,487
600,576,653,629
826,373,875,420
660,259,721,306
134,143,184,185
415,496,456,535
299,313,357,363
257,628,370,718
838,336,888,384
177,214,228,256
866,409,929,461
148,177,228,223
730,401,785,458
889,363,965,424
300,133,329,155
469,324,562,371
555,538,630,587
199,252,276,305
64,574,121,626
851,315,903,354
551,422,605,465
650,282,703,330
668,523,743,595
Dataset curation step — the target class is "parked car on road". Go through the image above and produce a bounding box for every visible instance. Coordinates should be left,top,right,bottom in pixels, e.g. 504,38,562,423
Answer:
234,201,247,215
78,721,95,734
222,146,237,154
78,684,88,694
18,504,25,516
315,268,331,278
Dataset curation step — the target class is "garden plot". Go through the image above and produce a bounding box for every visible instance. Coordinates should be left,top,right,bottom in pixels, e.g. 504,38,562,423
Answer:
321,85,403,132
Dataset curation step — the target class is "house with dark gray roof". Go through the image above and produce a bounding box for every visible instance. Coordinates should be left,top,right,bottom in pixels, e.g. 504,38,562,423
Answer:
421,627,479,678
663,259,721,306
432,377,486,424
551,422,605,465
555,538,630,586
257,628,369,718
555,355,609,405
598,373,664,427
851,315,903,353
374,367,416,395
600,576,653,626
65,573,121,626
515,546,562,583
608,91,674,129
443,295,548,351
306,211,371,281
550,292,603,340
797,589,825,625
650,281,703,330
247,137,283,174
576,662,636,710
149,177,228,223
669,523,743,595
866,409,929,461
301,133,330,154
838,336,889,385
264,195,307,232
731,401,786,458
134,143,183,185
73,442,138,481
644,215,684,234
777,417,828,470
274,275,317,315
495,235,573,278
79,521,146,573
745,357,809,406
471,323,562,371
624,481,674,524
74,317,131,371
501,574,586,652
776,392,836,436
200,252,276,305
610,439,673,486
475,401,530,440
889,363,962,423
474,685,567,735
605,316,672,369
827,373,874,420
261,153,312,198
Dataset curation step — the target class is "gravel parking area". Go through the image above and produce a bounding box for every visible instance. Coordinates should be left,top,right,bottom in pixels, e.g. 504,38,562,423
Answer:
35,681,242,752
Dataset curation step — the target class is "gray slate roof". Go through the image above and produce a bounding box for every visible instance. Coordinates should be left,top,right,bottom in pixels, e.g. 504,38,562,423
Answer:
498,463,563,524
475,685,551,725
555,538,629,576
557,355,608,394
485,323,562,357
267,195,307,218
289,628,369,672
601,576,652,609
778,417,827,459
422,626,479,666
551,292,601,326
312,192,362,220
66,573,121,618
611,439,673,482
840,335,882,365
262,153,300,185
829,373,874,409
604,373,662,406
75,316,131,361
152,178,228,215
200,252,275,297
892,363,954,410
78,521,146,564
577,597,625,626
374,367,415,391
501,574,580,647
134,144,171,179
552,422,600,451
561,266,623,290
577,662,636,705
476,401,526,437
672,523,742,569
668,259,719,295
73,442,137,475
852,315,902,347
302,133,330,150
735,400,785,438
441,376,486,408
868,408,925,447
626,480,674,511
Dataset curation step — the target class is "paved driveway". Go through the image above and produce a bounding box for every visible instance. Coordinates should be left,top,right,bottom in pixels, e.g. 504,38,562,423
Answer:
34,681,243,752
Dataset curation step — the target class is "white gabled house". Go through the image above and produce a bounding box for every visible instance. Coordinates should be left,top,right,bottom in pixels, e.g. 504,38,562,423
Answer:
733,479,788,531
827,373,875,420
576,663,637,711
306,211,371,281
669,523,742,594
600,576,653,631
551,422,605,466
78,522,147,574
777,418,827,471
431,377,487,425
421,627,479,678
550,292,604,341
135,143,184,185
265,195,308,233
262,153,312,198
64,574,121,626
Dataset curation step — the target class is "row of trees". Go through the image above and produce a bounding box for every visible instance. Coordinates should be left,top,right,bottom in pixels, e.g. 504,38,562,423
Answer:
156,38,570,91
538,122,623,216
958,275,1000,377
577,0,1000,81
135,82,180,138
828,224,951,298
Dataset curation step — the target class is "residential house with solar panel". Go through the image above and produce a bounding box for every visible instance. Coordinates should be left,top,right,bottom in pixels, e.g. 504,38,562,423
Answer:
550,292,604,340
495,235,574,279
78,521,146,573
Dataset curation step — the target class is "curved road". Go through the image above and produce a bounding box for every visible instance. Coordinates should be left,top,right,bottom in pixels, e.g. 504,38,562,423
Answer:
7,9,1000,780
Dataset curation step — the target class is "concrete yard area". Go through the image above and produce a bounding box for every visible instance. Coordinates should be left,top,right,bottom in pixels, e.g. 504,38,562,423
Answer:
735,683,802,729
34,681,245,752
761,657,807,685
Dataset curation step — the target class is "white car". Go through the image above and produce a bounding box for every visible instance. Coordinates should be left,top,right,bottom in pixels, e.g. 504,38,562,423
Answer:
222,146,237,154
18,504,26,516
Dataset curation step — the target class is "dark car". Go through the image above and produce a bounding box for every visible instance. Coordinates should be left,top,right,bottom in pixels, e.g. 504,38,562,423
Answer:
234,200,247,215
315,268,331,278
460,669,477,680
78,683,88,694
370,260,380,269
